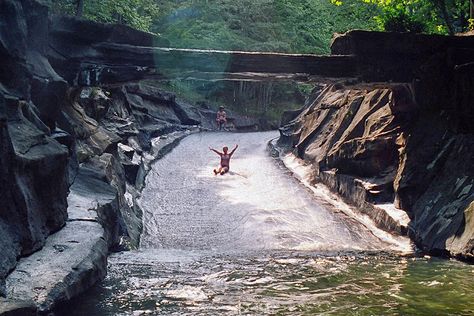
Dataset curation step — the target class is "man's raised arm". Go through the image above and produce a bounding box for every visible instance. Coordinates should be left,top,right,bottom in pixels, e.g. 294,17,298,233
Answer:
209,147,222,155
230,144,238,155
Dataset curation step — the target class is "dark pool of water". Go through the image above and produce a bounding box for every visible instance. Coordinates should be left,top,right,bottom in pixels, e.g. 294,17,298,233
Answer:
59,250,473,316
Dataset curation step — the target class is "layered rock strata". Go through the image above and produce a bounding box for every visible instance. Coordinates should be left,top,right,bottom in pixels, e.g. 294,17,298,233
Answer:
279,31,474,259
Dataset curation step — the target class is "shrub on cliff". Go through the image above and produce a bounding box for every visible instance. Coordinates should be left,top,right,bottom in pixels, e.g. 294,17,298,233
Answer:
49,0,159,32
382,11,425,33
332,0,472,35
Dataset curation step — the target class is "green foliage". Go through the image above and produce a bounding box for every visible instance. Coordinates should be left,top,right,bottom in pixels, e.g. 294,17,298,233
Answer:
332,0,471,34
154,0,380,54
49,0,76,15
49,0,159,32
296,83,314,96
49,0,471,50
381,9,426,32
155,78,307,122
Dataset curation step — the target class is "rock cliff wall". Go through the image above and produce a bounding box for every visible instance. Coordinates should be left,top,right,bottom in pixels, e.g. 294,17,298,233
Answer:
0,1,262,313
0,0,70,299
279,31,474,260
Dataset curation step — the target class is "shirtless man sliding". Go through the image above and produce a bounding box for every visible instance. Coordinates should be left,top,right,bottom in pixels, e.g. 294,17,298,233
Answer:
209,144,238,175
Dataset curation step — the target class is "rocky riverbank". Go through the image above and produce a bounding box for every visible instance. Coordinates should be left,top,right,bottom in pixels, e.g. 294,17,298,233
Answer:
0,1,268,314
277,32,474,261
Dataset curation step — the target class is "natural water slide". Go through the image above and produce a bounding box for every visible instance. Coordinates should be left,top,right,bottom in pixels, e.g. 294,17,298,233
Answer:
59,132,474,315
139,132,402,252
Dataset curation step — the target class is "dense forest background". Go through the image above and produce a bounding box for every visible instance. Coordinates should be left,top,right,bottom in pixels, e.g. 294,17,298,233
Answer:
49,0,473,54
149,0,379,55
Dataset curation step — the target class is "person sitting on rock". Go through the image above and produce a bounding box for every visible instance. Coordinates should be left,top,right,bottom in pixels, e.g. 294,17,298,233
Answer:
209,144,238,175
216,106,227,130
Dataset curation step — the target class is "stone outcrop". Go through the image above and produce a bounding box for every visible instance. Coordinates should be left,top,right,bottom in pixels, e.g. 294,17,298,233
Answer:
278,31,474,260
331,30,474,82
279,84,414,235
47,15,357,84
47,20,474,84
0,0,70,299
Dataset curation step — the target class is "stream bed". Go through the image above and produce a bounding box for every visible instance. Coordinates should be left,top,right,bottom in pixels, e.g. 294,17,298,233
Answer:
60,132,474,315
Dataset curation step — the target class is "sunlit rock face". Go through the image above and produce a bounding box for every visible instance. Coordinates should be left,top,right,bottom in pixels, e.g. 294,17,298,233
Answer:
279,84,415,234
279,80,474,259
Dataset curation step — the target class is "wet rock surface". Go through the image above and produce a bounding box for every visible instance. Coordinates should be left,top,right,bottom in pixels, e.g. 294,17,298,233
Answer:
0,298,37,316
140,132,408,252
5,221,107,313
56,132,410,315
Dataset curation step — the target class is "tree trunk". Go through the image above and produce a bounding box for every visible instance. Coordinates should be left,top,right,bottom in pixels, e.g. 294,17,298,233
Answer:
471,0,474,20
76,0,84,17
436,0,454,35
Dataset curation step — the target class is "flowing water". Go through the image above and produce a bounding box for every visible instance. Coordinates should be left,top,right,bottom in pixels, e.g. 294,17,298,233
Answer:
61,132,474,315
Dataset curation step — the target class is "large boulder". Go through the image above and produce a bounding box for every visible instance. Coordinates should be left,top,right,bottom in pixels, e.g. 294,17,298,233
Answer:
0,92,69,294
174,99,202,126
47,15,169,84
7,101,69,253
331,30,474,82
283,84,415,204
124,83,181,125
394,124,474,258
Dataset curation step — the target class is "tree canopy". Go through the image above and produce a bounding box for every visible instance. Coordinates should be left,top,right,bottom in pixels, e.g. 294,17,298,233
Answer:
331,0,472,34
49,0,159,32
151,0,380,54
48,0,473,52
